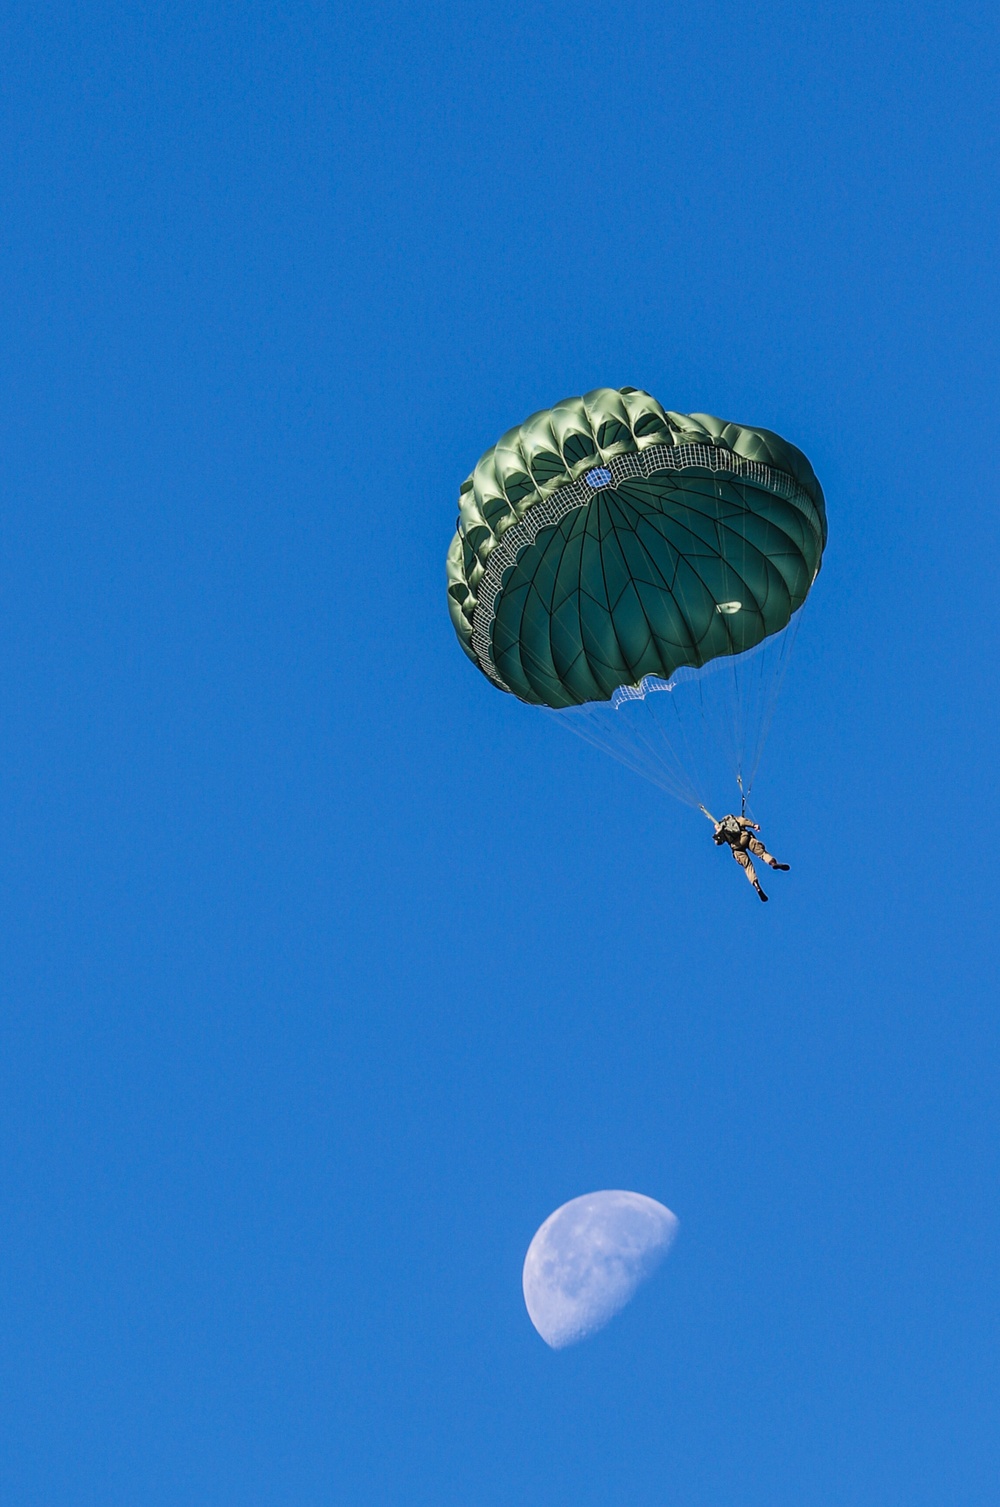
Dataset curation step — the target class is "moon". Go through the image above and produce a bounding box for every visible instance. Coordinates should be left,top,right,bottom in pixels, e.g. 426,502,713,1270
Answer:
522,1190,679,1349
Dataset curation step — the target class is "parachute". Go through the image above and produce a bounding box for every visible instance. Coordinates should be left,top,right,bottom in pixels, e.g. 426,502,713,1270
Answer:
446,388,826,816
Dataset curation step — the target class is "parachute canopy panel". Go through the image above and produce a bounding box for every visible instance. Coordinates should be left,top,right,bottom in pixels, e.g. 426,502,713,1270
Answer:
446,388,827,710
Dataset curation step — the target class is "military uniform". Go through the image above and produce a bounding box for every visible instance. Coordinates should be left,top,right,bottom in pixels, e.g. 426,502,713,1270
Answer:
712,815,789,902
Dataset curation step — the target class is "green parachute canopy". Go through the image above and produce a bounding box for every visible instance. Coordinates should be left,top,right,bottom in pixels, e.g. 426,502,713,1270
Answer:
447,387,826,712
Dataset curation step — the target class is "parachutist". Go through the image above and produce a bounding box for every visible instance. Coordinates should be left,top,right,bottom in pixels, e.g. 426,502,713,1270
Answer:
712,814,790,902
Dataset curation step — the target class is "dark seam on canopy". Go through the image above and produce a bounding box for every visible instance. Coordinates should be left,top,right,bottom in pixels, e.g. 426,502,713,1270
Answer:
515,514,580,704
604,495,675,683
593,497,649,693
620,500,705,674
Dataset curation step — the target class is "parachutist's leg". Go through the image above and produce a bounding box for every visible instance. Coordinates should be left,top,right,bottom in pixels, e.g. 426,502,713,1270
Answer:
733,847,768,902
748,836,790,872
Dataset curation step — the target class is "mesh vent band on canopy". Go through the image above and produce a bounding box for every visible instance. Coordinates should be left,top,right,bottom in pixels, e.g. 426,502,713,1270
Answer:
468,443,817,695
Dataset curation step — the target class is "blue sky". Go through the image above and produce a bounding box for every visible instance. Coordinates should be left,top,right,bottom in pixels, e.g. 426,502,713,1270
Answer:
0,1,998,1502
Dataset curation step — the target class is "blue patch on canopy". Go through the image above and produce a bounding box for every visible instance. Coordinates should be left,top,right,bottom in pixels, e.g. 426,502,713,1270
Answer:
584,466,612,489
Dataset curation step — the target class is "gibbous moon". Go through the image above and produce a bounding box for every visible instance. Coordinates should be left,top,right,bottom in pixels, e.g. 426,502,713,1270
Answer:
522,1190,678,1348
